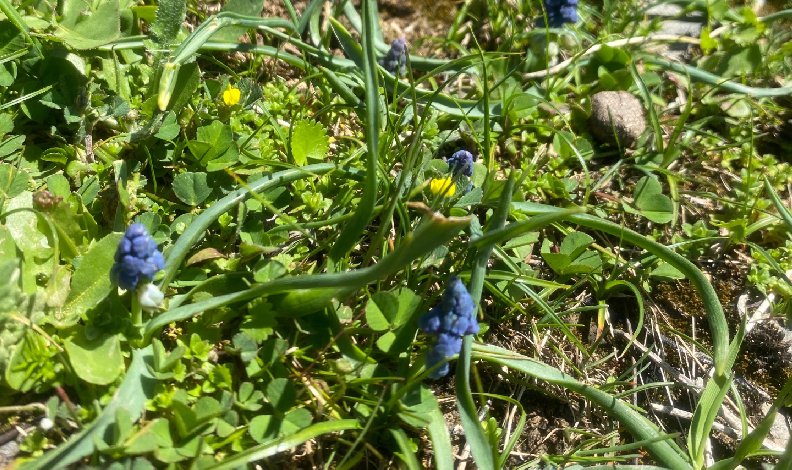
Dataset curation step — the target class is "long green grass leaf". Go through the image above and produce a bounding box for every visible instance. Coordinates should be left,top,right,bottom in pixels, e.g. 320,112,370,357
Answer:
512,202,730,377
203,420,361,469
159,164,365,291
327,1,380,264
472,343,694,470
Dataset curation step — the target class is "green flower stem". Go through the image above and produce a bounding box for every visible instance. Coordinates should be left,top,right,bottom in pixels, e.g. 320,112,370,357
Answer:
455,172,516,470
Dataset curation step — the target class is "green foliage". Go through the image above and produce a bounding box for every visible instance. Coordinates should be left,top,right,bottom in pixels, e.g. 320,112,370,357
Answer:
1,0,791,468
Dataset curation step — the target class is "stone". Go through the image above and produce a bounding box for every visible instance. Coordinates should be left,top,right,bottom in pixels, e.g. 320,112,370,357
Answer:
589,91,647,148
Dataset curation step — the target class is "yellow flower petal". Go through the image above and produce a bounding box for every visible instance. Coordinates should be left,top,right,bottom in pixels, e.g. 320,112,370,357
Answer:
223,84,241,106
429,177,456,197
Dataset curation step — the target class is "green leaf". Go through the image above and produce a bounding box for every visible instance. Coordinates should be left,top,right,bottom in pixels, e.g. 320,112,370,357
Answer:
187,120,238,170
55,0,120,49
248,415,277,443
63,330,124,385
0,163,27,199
280,408,312,435
0,134,25,158
172,172,212,206
63,233,123,318
634,176,673,224
214,0,265,42
253,260,286,283
715,45,762,78
209,420,360,469
19,346,157,469
266,378,296,414
365,291,399,331
290,120,329,166
150,0,186,45
46,174,70,199
650,262,685,281
165,62,201,114
155,111,180,140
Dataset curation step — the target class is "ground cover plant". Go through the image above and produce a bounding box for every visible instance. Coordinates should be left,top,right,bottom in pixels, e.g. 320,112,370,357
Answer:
1,0,792,468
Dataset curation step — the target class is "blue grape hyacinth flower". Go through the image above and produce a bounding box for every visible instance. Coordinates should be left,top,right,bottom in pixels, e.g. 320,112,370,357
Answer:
379,37,408,75
447,150,475,177
110,224,165,291
539,0,578,27
419,276,480,378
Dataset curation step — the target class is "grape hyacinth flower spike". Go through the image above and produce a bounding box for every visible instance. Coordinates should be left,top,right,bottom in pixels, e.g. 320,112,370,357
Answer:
538,0,578,28
447,150,475,177
418,276,480,379
379,37,408,76
110,223,166,311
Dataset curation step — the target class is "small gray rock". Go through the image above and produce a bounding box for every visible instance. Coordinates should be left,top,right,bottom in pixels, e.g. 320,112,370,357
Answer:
589,91,647,148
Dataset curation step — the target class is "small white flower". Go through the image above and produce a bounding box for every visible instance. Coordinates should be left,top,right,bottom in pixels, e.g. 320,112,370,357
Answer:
40,417,54,431
138,283,164,312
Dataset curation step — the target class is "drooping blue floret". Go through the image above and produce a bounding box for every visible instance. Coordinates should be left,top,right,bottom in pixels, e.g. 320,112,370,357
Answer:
538,0,578,27
418,276,479,378
447,150,475,177
110,223,165,291
379,37,408,75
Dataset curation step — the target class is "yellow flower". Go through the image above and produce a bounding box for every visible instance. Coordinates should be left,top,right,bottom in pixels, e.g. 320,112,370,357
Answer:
222,84,241,106
429,177,456,197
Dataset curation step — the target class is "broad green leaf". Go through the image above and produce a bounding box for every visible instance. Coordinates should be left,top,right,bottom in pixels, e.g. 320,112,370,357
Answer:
5,330,52,392
266,378,296,414
0,20,25,57
155,111,180,140
172,172,212,206
187,120,238,170
290,120,329,166
5,192,54,292
650,262,685,281
365,291,399,331
634,176,673,224
150,0,186,45
0,163,27,198
63,232,123,318
46,174,70,199
55,0,120,49
0,134,25,158
248,415,277,443
279,408,312,435
18,346,157,469
63,330,124,385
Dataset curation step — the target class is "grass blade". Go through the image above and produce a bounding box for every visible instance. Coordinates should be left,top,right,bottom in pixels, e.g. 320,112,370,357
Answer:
472,343,694,470
512,202,730,377
764,176,792,234
327,1,380,265
158,164,364,291
203,420,361,469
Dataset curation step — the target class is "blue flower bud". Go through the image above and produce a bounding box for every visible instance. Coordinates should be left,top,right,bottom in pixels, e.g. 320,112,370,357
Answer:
110,224,165,291
447,150,475,177
379,37,408,75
